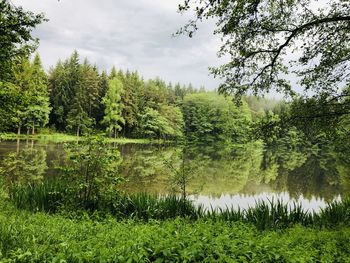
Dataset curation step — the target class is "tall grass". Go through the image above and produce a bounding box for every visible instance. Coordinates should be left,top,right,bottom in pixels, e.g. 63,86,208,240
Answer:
316,199,350,227
7,182,201,219
208,199,315,229
110,193,202,220
5,180,350,229
8,181,66,213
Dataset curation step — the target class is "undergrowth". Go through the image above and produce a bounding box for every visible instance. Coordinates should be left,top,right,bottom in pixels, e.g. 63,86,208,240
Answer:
0,202,349,262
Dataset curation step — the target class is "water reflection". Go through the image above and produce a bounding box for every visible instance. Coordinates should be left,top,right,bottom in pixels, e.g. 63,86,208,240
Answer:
0,139,349,210
189,193,342,213
0,141,47,184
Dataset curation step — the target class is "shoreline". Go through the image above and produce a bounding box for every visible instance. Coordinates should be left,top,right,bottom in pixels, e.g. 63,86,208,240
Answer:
0,132,166,144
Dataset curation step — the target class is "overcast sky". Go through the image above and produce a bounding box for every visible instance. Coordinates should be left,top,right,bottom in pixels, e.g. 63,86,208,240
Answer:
14,0,223,90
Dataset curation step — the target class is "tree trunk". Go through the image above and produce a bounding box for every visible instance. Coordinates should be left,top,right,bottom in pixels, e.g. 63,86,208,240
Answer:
17,126,21,136
182,153,186,200
114,127,117,139
16,138,20,154
32,123,35,135
76,126,80,137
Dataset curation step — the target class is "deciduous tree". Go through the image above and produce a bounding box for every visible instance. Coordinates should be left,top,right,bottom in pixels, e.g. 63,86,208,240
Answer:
101,77,125,138
178,0,350,100
0,0,46,81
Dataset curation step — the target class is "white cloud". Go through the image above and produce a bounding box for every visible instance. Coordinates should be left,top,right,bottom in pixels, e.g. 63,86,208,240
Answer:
13,0,222,89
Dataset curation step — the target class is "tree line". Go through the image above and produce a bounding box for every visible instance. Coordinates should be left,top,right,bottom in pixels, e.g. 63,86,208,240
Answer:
2,50,348,148
1,51,256,142
48,50,195,138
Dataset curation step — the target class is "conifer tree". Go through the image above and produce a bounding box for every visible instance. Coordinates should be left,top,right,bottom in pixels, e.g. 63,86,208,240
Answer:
7,54,51,134
66,88,94,137
48,51,81,130
120,71,143,136
109,66,117,80
79,59,100,119
25,54,51,134
95,70,109,125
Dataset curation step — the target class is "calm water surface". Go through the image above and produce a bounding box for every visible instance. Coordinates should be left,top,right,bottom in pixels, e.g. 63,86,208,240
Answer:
0,139,348,212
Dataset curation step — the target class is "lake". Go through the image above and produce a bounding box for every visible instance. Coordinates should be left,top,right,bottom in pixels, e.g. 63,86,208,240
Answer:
0,139,348,212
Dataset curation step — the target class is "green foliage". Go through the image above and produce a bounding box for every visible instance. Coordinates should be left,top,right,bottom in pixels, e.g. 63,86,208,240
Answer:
108,193,199,220
1,202,350,262
289,95,350,138
101,77,125,137
8,180,67,213
317,199,350,227
137,106,184,140
178,0,350,99
46,51,195,139
5,166,350,229
0,0,46,81
80,59,101,119
0,82,25,131
159,105,184,139
119,70,143,135
0,55,51,134
0,147,47,184
24,95,51,134
49,51,89,133
164,148,193,200
60,137,123,211
244,95,281,115
182,92,252,146
142,78,175,109
66,87,95,136
66,102,94,137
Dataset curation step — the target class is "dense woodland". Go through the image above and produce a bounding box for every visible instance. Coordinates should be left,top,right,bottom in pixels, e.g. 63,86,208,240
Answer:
1,50,349,152
0,51,262,143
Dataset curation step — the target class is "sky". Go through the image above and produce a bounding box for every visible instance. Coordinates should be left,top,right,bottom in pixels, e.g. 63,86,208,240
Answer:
14,0,223,90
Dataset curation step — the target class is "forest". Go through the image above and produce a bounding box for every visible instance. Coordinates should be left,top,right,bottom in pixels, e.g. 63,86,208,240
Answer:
2,50,348,150
0,50,267,144
1,0,350,261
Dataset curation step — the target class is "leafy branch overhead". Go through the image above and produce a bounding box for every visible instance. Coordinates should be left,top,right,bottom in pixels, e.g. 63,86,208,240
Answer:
0,0,47,81
178,0,350,98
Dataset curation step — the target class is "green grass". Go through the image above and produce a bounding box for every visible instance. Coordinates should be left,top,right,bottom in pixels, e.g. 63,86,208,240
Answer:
0,132,157,144
0,132,78,143
110,193,202,220
0,202,350,262
8,180,66,213
8,183,201,220
6,180,350,229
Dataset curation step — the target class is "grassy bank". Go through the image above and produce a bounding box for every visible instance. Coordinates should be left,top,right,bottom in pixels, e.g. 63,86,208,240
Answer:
0,202,349,262
6,181,350,230
2,181,350,261
0,132,156,144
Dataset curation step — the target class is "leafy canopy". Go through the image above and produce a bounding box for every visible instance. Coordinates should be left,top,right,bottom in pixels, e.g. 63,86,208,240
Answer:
0,0,46,81
101,77,125,137
178,0,350,98
182,92,252,146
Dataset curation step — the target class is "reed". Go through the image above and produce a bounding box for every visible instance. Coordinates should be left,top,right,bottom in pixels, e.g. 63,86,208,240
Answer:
6,180,350,229
316,199,350,227
111,193,200,220
8,181,66,213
